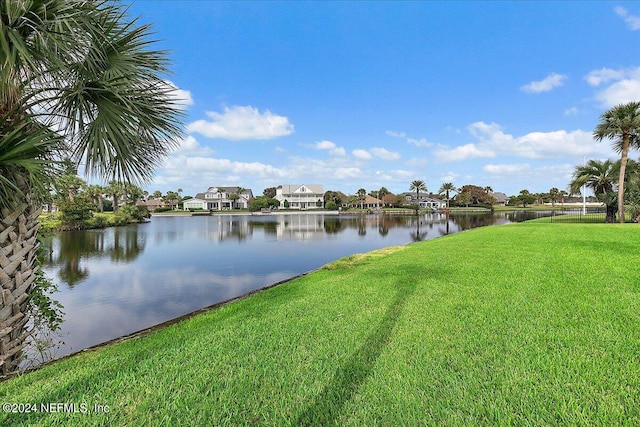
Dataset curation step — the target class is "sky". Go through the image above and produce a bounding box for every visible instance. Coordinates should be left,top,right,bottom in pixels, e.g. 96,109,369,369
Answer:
123,1,640,198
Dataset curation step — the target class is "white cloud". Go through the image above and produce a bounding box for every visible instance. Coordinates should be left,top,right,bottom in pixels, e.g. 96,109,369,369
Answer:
352,149,373,160
614,6,640,30
434,143,495,162
585,67,640,107
385,130,406,138
585,68,628,86
187,105,294,140
595,79,640,107
171,135,214,156
314,140,336,150
166,80,193,109
371,147,400,160
334,167,364,179
484,163,531,175
520,73,567,93
439,172,460,183
386,130,433,147
564,107,579,116
435,121,611,163
314,140,346,157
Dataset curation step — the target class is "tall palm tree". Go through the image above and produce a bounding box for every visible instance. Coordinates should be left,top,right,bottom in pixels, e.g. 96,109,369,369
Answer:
86,184,106,212
570,159,618,222
378,187,389,208
0,1,183,373
593,102,640,223
357,188,366,209
409,180,427,207
438,182,457,209
548,187,560,208
105,181,125,213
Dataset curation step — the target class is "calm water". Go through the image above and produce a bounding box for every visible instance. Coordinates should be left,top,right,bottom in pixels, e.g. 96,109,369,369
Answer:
36,211,545,362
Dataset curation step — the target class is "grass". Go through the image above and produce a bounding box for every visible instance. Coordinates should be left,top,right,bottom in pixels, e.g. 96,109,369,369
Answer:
2,223,640,425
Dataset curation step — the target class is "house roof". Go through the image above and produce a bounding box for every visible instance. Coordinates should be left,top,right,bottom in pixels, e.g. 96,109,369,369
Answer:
492,192,508,203
277,184,324,194
205,187,253,195
399,192,442,201
362,195,382,204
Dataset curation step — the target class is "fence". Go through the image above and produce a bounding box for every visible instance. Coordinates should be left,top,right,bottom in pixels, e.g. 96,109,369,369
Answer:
540,208,609,223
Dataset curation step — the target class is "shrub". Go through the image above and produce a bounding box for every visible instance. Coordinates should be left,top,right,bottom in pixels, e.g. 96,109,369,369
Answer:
325,200,338,210
88,215,110,228
58,197,95,229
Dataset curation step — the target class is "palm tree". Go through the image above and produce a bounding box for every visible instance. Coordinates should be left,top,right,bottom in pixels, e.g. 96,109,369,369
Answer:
378,187,389,208
105,181,125,213
409,180,427,208
570,159,617,222
438,182,457,209
548,187,560,208
86,185,106,213
357,188,366,209
593,102,640,223
0,1,182,374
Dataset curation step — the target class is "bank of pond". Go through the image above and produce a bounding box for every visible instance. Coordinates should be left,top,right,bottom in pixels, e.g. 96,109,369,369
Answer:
3,222,639,426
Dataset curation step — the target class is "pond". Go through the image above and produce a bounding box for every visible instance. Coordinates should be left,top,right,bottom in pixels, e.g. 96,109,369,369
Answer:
35,211,547,364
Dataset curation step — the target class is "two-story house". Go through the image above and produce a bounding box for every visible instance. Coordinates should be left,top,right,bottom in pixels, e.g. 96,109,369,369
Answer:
400,192,446,210
183,186,254,210
275,185,324,209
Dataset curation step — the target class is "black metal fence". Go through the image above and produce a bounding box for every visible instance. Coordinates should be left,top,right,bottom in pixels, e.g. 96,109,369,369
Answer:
535,208,608,223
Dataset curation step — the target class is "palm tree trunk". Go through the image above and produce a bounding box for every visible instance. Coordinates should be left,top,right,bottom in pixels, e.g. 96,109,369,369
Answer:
0,201,41,374
618,135,629,223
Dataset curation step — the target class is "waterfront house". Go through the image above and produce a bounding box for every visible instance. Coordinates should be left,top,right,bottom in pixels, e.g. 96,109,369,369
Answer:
492,192,509,206
400,192,447,209
275,185,324,209
183,187,254,210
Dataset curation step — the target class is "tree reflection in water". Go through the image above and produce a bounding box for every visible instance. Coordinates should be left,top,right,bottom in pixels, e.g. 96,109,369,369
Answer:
41,226,145,287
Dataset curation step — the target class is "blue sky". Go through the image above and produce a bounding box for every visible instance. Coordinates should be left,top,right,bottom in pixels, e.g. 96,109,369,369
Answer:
125,1,640,198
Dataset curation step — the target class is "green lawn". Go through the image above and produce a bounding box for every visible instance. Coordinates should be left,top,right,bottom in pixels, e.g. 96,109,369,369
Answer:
1,223,639,425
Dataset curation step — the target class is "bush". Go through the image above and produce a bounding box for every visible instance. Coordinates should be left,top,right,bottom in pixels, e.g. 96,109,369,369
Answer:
58,197,94,229
116,205,149,223
88,215,110,228
325,200,338,211
154,207,173,213
249,196,280,212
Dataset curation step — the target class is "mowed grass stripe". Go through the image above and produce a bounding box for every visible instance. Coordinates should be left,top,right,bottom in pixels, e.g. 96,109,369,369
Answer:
1,223,639,426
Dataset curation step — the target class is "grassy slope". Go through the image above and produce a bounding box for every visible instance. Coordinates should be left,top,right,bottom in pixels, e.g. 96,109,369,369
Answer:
2,224,639,426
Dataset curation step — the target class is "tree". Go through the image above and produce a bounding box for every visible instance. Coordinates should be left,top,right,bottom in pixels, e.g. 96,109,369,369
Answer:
54,173,87,203
105,181,125,213
516,189,536,208
593,102,640,223
163,191,179,210
438,183,457,208
570,159,618,222
548,187,560,208
86,185,106,213
409,180,427,209
378,187,390,207
152,190,163,200
456,185,496,206
357,188,366,209
263,187,277,198
456,191,473,207
0,1,182,374
249,196,280,212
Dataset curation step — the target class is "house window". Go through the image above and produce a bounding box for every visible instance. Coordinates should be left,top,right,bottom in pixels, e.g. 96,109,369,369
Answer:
205,193,214,199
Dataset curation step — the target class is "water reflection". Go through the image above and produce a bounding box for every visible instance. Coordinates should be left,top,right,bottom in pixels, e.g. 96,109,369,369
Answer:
41,226,145,287
39,211,538,362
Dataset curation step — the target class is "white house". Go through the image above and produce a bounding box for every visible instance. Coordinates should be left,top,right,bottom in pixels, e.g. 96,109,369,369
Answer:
275,184,324,209
183,186,254,210
400,192,447,209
